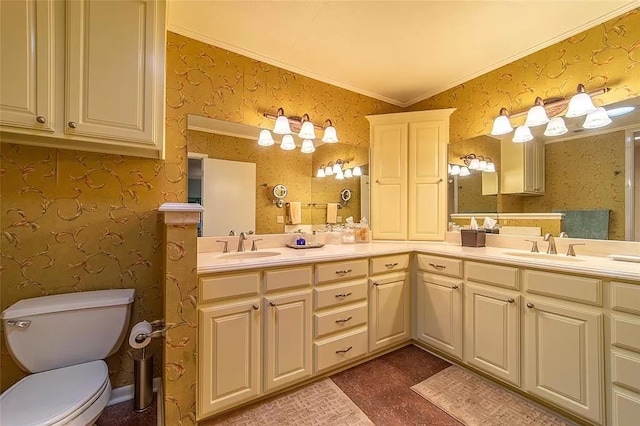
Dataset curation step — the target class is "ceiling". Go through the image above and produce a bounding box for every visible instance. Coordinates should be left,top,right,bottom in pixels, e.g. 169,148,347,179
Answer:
167,1,640,107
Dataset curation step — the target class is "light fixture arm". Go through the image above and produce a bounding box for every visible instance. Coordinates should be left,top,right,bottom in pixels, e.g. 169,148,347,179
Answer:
263,111,325,130
504,85,610,119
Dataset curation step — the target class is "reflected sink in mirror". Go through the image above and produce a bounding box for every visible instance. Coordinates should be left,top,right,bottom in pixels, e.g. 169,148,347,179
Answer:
217,251,281,259
504,251,584,262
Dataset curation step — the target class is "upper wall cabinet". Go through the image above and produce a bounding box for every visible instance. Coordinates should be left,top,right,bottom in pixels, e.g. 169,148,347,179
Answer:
367,109,455,241
0,0,166,159
500,139,545,195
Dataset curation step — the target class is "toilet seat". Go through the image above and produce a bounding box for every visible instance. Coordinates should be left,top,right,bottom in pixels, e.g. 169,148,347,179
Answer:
0,360,110,426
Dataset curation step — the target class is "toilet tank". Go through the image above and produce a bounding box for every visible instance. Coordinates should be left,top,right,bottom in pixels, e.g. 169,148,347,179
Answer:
2,289,135,373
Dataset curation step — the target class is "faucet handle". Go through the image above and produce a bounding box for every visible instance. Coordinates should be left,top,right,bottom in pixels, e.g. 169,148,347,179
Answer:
543,233,552,241
251,239,263,252
559,231,569,238
229,230,236,236
216,240,229,253
566,243,585,257
525,239,539,253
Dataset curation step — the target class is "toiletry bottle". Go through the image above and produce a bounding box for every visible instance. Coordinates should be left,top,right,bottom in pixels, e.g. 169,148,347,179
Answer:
296,233,306,246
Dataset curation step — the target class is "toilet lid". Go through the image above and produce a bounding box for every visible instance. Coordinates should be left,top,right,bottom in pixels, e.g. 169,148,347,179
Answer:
0,360,109,426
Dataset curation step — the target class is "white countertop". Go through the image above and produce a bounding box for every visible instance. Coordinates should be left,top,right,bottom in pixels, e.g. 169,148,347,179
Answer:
198,241,640,281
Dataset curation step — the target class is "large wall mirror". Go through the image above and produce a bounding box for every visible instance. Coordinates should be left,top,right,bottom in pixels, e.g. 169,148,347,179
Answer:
449,95,640,241
186,115,369,236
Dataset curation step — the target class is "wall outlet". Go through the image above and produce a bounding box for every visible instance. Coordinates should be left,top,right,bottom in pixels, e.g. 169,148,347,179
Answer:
277,216,284,224
336,216,342,223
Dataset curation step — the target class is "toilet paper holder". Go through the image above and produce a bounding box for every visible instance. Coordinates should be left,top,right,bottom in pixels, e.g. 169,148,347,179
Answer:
134,319,166,343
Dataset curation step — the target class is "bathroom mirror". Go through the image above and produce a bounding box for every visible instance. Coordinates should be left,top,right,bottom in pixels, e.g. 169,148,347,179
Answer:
450,95,640,241
187,115,369,236
341,189,352,203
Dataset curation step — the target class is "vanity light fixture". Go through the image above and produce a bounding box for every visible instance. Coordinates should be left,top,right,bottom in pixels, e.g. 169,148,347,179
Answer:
583,107,612,129
257,129,274,146
449,164,461,176
317,166,326,178
335,169,345,180
459,166,471,177
332,159,344,174
273,108,292,134
298,114,317,139
300,139,315,153
543,117,568,137
280,134,296,150
490,108,514,136
566,84,597,118
524,97,550,127
460,154,496,173
322,119,339,143
352,166,362,176
512,125,533,143
325,162,334,176
344,168,353,178
264,109,338,143
485,162,496,173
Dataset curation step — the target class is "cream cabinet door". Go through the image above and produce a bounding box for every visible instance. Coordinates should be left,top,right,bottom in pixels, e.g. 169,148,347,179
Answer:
524,298,603,424
198,299,261,418
0,0,54,131
464,284,520,386
416,272,462,359
408,120,447,240
264,290,312,392
65,0,164,147
369,272,410,352
370,122,408,240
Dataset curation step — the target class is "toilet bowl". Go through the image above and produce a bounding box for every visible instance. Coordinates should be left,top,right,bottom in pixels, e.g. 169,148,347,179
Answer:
0,289,135,425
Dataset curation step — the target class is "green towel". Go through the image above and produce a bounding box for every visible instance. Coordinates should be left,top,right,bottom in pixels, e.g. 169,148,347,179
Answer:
554,209,610,240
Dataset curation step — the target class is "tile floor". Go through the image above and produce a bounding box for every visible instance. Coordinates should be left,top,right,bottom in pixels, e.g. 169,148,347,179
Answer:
98,345,459,425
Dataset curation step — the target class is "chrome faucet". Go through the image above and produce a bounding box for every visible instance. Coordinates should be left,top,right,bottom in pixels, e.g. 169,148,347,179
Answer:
543,233,557,254
237,231,254,252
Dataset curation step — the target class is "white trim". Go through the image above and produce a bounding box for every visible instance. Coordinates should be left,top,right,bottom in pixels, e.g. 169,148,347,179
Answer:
159,202,204,212
187,151,209,159
107,377,162,406
625,128,638,241
168,1,640,108
451,213,564,220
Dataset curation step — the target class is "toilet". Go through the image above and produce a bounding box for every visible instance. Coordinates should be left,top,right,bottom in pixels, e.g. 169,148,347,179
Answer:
0,289,135,426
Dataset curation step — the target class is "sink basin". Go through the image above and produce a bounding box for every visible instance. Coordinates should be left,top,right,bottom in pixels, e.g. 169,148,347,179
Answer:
504,251,584,262
218,251,281,260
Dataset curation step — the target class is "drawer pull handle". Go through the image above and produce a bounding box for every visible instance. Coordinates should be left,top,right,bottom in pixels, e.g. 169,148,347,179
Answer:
335,269,352,275
372,281,380,286
507,298,515,303
384,262,399,268
527,302,534,309
335,316,352,324
429,263,446,270
336,346,353,354
335,292,352,299
68,121,77,129
451,285,459,290
36,116,46,124
269,301,277,307
252,304,259,310
6,320,31,328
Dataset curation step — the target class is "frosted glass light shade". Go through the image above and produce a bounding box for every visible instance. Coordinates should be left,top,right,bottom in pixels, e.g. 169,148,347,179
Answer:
583,107,612,129
450,165,461,176
317,167,325,178
468,158,480,170
524,105,549,127
322,125,338,143
344,168,353,178
325,163,334,176
273,115,292,134
280,134,296,150
332,162,342,174
258,129,274,146
353,166,362,176
490,115,513,136
478,160,487,170
300,139,315,153
512,125,533,143
543,117,568,137
566,92,596,118
298,121,316,139
485,162,496,173
459,166,470,177
335,169,344,180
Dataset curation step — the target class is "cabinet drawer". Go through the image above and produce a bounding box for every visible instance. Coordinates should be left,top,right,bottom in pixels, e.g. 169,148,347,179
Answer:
524,270,602,306
315,280,368,310
316,259,368,284
200,272,260,302
611,315,640,354
416,254,462,278
370,254,409,275
612,386,640,426
314,327,368,372
314,303,368,338
611,281,640,315
466,261,519,290
264,266,312,292
612,350,640,394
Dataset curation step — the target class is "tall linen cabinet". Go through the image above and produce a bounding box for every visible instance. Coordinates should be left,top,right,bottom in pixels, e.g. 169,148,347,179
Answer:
367,109,454,240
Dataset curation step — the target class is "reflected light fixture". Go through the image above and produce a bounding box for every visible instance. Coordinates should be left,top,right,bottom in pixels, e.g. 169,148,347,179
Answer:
325,162,334,176
450,165,461,176
280,134,296,150
258,129,274,146
459,166,471,177
322,119,339,143
273,108,292,134
352,166,362,176
298,114,317,139
490,108,514,136
485,162,496,173
344,168,353,178
524,97,550,127
566,84,597,118
335,169,344,180
583,107,612,129
543,117,568,137
300,139,315,153
317,166,326,178
512,125,533,143
332,159,344,174
607,106,635,118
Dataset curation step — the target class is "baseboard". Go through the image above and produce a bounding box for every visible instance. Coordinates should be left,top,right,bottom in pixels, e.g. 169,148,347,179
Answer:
108,377,163,406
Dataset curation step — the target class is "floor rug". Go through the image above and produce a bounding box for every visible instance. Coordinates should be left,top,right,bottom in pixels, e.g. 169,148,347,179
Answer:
206,379,374,425
411,366,578,426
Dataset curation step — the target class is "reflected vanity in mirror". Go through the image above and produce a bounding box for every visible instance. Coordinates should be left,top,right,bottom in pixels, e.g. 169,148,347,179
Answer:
186,115,370,237
449,95,640,241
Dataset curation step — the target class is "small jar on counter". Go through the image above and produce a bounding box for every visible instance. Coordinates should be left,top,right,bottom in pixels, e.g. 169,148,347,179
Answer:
341,227,356,244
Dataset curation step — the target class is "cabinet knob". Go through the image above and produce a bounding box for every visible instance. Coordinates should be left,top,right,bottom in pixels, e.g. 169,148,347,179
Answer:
36,116,46,124
507,298,515,303
68,121,77,129
252,304,259,310
269,301,276,307
452,285,459,290
526,302,534,309
372,281,380,286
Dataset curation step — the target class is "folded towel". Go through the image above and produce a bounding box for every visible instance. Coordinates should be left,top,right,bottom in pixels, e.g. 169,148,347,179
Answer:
327,203,338,224
287,202,302,225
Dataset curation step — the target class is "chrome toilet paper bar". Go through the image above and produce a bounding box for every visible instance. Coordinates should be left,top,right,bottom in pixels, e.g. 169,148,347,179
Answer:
134,320,166,343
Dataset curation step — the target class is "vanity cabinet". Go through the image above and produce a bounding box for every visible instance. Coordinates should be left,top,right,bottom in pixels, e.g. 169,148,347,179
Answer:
367,109,454,240
368,266,410,352
500,138,545,195
0,0,166,158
